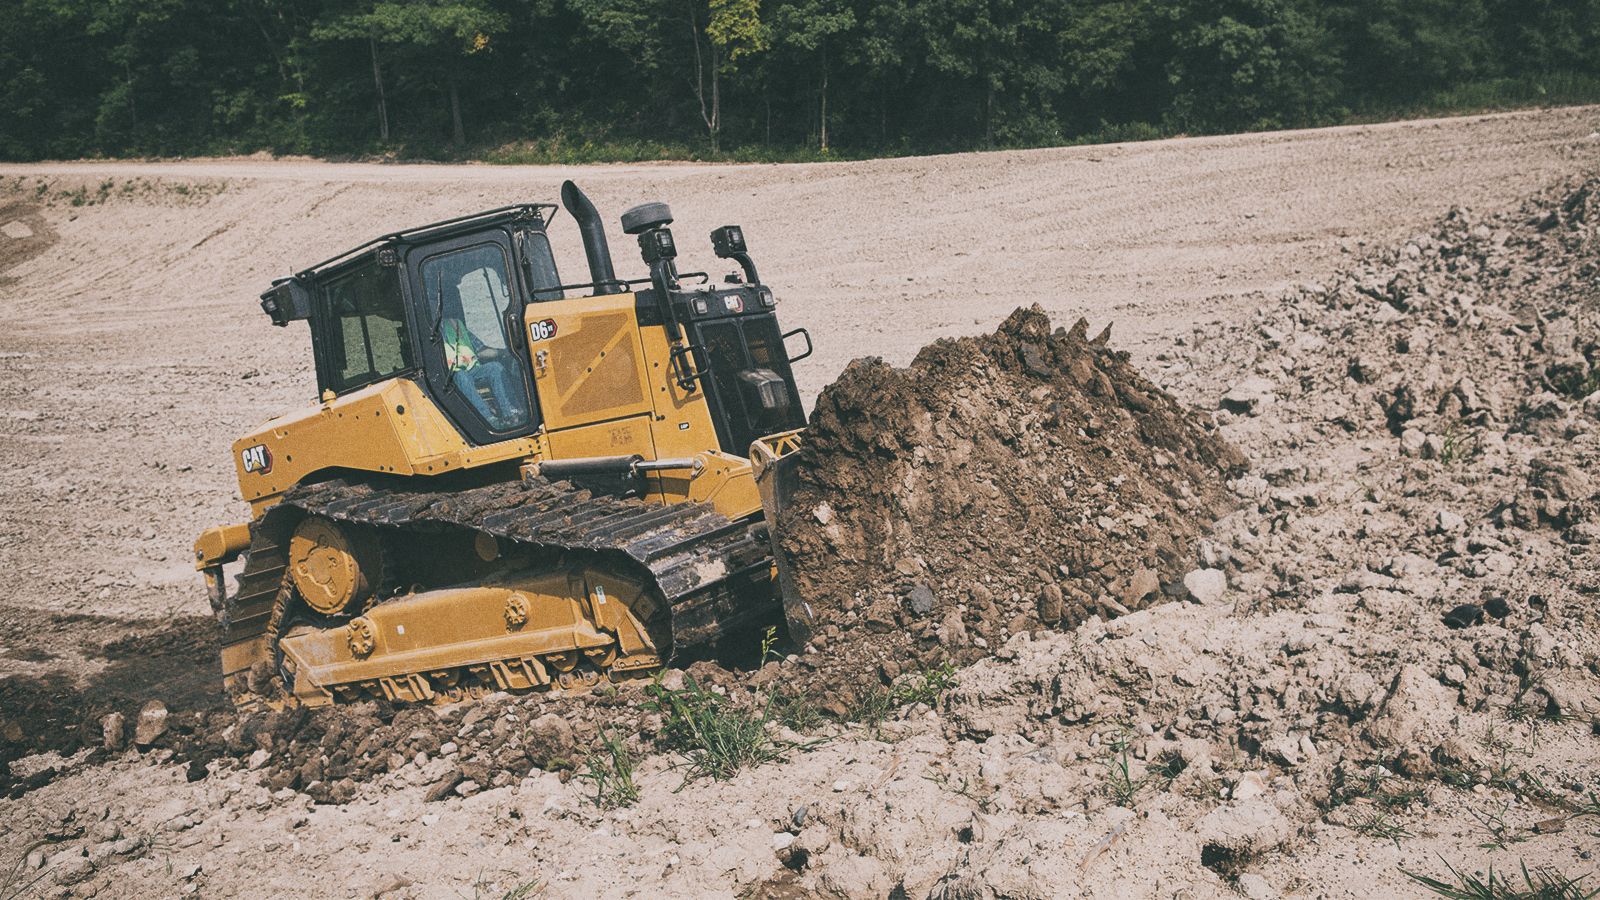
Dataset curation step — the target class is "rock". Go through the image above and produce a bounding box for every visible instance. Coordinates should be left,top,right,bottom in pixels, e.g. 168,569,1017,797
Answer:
1338,568,1392,593
1399,429,1428,457
771,832,796,853
1036,583,1064,624
1237,873,1279,900
1231,771,1268,801
1197,799,1290,856
795,822,832,856
1348,355,1381,384
420,813,440,827
101,712,126,751
1221,377,1277,416
1434,509,1466,534
454,780,481,797
812,501,834,526
1183,568,1227,604
906,583,936,616
527,714,575,764
1121,568,1160,607
247,749,270,769
1366,664,1456,748
424,768,464,803
51,855,94,886
1264,735,1302,767
1442,604,1484,629
134,700,169,746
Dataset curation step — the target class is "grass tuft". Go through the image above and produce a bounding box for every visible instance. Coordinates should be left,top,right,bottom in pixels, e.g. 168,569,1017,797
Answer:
578,728,640,810
1353,809,1415,848
847,662,959,730
1403,857,1600,900
645,628,812,785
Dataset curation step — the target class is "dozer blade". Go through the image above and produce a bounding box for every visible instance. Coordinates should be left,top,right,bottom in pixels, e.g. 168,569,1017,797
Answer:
752,429,815,646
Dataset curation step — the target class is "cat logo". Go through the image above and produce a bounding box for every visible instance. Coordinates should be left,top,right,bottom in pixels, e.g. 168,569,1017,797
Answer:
241,444,273,475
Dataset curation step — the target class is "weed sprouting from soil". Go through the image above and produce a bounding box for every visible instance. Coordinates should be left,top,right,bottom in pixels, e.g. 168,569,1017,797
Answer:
1472,800,1527,850
579,729,640,810
0,840,48,900
646,629,810,785
1438,422,1484,465
1353,809,1415,847
1403,857,1600,900
468,872,544,900
1102,727,1143,807
848,662,959,731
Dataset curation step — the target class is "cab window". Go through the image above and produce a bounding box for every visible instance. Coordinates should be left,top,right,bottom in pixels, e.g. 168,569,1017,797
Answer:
323,258,412,393
520,230,564,301
420,243,532,432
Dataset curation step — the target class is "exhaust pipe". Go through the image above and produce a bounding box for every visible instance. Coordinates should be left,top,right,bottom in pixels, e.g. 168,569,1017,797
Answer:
560,180,623,295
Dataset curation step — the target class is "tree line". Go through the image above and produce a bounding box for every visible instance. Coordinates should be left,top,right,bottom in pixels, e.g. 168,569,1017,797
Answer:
2,0,1597,161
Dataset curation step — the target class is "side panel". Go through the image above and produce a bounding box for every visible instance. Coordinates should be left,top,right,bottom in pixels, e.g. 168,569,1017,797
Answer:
634,306,723,462
527,293,653,431
232,378,540,508
545,415,657,462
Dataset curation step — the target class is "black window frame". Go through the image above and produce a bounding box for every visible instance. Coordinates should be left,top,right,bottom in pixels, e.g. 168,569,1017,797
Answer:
311,253,419,397
408,228,544,446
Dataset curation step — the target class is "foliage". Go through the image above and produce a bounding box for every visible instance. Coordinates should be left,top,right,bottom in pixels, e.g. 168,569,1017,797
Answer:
1402,857,1600,900
847,661,959,729
644,628,811,784
2,0,1599,161
578,728,640,809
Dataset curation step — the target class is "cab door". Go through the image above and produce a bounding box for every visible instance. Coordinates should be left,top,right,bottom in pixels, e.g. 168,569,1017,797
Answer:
409,231,541,446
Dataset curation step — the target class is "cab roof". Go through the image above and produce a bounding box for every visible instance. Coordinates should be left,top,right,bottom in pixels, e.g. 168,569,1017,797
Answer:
294,203,557,280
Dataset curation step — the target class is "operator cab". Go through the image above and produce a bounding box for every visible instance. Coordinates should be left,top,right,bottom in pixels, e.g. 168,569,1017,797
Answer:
256,185,809,459
259,204,563,446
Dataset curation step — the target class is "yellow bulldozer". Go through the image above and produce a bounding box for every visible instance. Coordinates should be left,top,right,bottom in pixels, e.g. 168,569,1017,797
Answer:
194,182,815,708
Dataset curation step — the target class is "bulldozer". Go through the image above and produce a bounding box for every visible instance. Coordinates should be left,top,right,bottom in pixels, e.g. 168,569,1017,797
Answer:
194,182,816,708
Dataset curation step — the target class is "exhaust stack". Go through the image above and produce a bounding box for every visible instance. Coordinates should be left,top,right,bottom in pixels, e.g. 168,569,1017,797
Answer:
560,180,623,295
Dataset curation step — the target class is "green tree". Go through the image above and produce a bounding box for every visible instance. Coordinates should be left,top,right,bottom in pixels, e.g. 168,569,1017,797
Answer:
1162,0,1342,132
772,0,854,150
314,0,508,146
694,0,768,148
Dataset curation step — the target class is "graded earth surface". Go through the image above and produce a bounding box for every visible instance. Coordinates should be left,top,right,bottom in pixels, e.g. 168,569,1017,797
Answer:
1,105,1598,898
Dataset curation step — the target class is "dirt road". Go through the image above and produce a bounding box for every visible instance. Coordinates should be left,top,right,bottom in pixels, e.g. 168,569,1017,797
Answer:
0,105,1596,637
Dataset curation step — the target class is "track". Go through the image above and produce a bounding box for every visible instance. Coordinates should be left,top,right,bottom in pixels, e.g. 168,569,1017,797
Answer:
222,475,777,702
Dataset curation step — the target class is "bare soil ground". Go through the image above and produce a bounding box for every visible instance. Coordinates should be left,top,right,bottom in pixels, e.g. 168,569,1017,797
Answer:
1,106,1598,898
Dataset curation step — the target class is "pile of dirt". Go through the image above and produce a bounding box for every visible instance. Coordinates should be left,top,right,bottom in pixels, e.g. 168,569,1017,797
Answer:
773,306,1245,709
